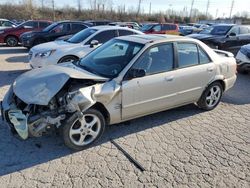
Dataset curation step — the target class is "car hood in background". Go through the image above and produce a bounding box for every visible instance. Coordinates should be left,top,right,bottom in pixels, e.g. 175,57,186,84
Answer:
187,33,223,40
13,63,107,105
242,44,250,51
31,40,80,51
22,30,46,36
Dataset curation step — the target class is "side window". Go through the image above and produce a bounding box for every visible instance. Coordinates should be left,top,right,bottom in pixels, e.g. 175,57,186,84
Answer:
72,24,87,32
239,26,250,34
3,21,13,27
132,43,174,75
152,24,161,32
198,46,211,64
23,21,37,28
51,23,70,33
229,26,240,35
88,30,116,44
118,30,134,36
39,22,50,28
177,43,199,68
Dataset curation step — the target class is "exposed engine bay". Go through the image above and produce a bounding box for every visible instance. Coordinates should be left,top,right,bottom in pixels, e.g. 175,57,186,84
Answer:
7,78,110,139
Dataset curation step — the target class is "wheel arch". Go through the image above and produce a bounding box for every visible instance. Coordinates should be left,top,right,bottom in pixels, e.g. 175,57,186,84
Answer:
91,102,110,125
4,35,19,43
57,55,79,64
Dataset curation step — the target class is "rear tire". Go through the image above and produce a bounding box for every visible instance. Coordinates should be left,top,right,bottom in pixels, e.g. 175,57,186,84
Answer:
6,36,18,47
197,82,223,110
61,109,106,151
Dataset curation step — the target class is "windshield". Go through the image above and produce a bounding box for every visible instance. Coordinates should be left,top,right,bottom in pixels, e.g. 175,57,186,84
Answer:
43,22,58,32
67,28,97,43
79,39,144,78
140,24,154,32
200,25,232,35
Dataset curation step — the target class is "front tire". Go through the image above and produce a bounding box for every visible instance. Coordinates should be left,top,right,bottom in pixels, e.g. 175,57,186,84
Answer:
197,82,223,110
62,109,106,151
6,36,18,47
58,56,79,64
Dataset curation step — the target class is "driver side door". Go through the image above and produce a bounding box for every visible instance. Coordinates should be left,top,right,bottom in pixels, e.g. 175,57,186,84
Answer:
121,43,177,120
47,23,71,41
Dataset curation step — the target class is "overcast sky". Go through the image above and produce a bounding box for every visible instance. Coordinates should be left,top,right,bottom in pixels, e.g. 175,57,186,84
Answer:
1,0,249,18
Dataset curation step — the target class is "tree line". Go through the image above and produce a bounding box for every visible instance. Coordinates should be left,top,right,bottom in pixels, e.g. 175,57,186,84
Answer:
0,1,249,24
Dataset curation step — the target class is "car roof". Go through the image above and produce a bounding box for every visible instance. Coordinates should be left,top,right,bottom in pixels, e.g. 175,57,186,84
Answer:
54,20,85,24
117,34,195,44
213,24,235,27
91,25,142,32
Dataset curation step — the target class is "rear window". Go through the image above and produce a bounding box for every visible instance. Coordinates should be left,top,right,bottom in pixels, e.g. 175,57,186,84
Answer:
162,24,177,30
39,22,50,28
177,43,199,68
72,23,87,32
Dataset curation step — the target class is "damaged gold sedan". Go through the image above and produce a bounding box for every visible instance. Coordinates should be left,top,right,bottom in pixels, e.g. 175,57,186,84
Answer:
1,35,237,150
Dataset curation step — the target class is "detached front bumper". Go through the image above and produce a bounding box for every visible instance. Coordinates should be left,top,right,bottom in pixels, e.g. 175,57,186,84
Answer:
1,87,29,139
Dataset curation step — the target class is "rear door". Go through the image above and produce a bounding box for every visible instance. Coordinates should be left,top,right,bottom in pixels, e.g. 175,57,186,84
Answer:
173,42,216,104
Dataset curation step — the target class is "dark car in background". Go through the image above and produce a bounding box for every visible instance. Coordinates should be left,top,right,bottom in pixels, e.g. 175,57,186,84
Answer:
83,20,111,26
0,20,52,46
188,24,250,53
140,23,179,35
20,21,89,48
236,44,250,73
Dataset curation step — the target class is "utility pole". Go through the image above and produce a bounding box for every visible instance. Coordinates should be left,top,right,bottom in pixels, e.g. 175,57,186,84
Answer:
77,0,81,13
52,0,55,21
189,0,194,20
205,0,210,17
229,0,234,18
149,2,151,15
137,0,142,17
215,8,218,18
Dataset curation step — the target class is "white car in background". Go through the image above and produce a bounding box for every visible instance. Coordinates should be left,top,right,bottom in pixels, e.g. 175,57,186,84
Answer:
0,19,16,30
29,26,143,68
236,44,250,73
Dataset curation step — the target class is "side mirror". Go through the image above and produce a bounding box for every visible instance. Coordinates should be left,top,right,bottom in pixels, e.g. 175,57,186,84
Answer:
126,68,146,80
90,40,99,48
229,32,236,37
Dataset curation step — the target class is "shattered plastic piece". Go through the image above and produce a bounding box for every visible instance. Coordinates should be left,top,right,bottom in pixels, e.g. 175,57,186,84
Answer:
8,110,28,139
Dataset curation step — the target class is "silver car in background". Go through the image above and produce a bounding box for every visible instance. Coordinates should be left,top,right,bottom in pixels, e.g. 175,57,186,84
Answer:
1,35,237,150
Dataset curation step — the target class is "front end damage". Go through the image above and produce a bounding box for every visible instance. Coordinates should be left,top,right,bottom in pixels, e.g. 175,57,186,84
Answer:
1,74,119,140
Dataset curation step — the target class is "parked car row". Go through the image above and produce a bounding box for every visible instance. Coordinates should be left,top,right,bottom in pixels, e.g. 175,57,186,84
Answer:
187,24,250,73
0,20,52,47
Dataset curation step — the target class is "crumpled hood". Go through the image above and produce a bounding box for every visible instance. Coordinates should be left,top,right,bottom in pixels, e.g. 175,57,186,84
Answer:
13,63,107,105
31,40,78,52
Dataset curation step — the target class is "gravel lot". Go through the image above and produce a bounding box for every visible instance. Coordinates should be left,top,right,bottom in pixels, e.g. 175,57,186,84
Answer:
0,46,249,188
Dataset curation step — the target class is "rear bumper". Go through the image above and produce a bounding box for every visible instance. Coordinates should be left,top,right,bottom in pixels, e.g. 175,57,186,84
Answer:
224,75,237,91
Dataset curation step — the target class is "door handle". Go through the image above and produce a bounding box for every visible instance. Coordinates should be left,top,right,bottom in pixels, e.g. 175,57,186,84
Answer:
165,76,174,82
207,67,214,72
